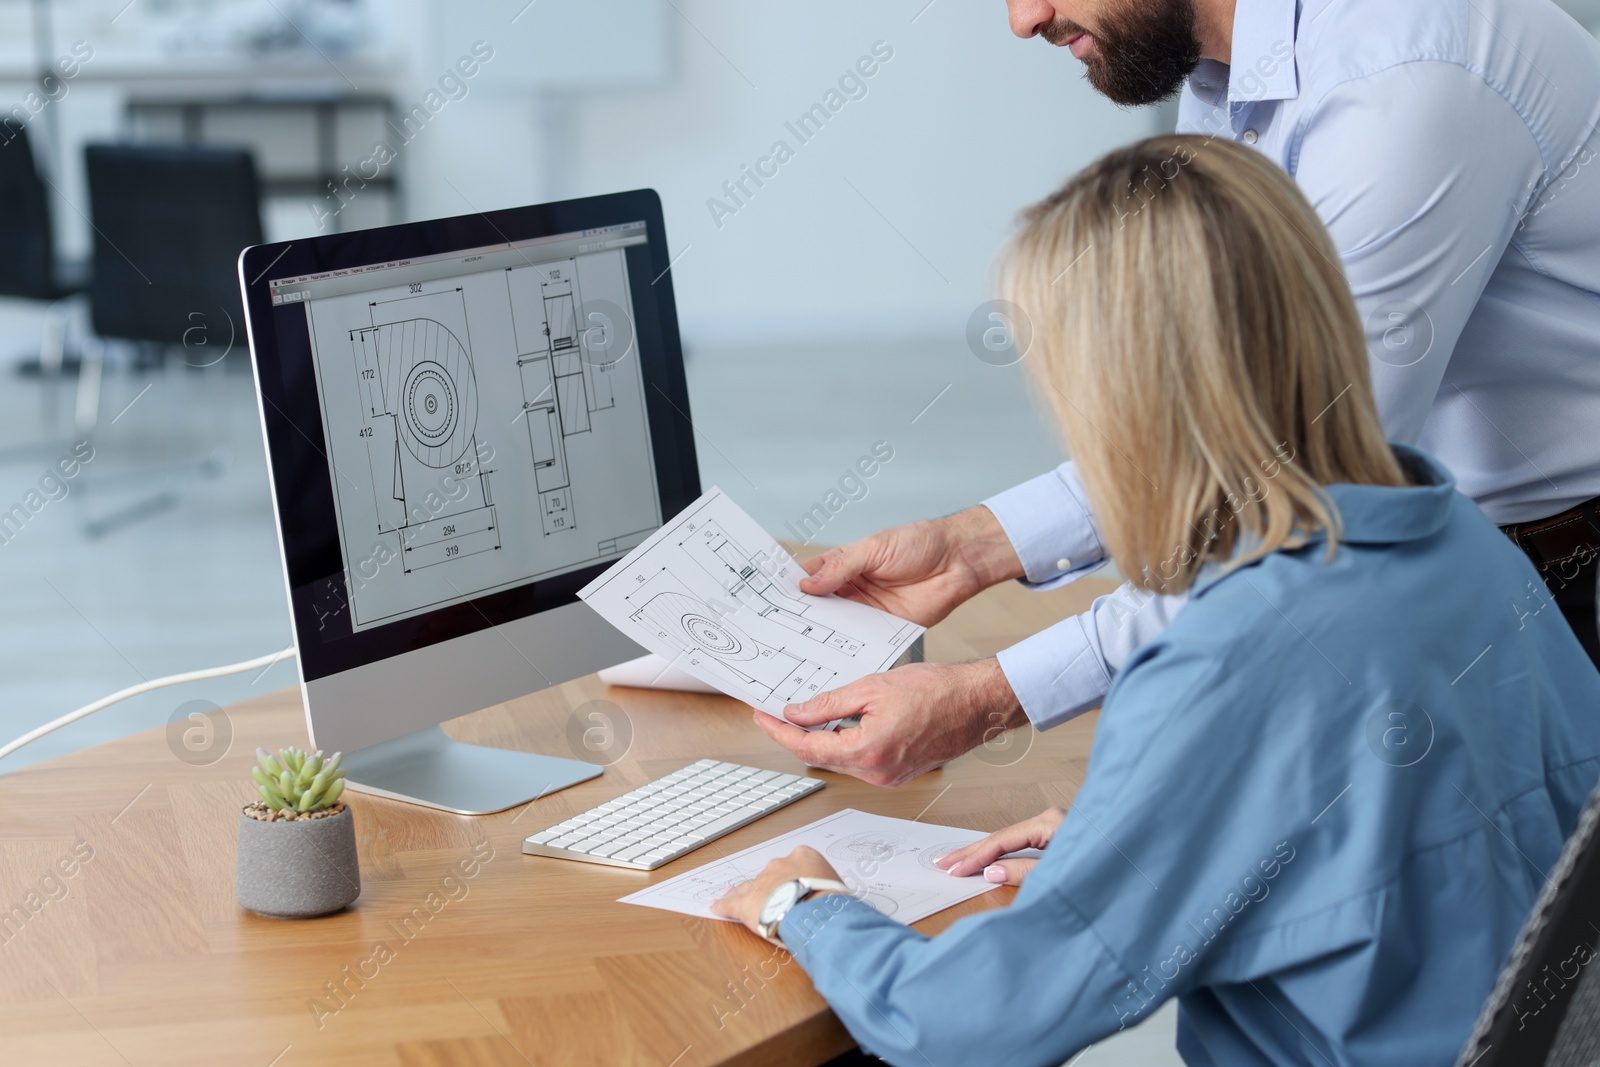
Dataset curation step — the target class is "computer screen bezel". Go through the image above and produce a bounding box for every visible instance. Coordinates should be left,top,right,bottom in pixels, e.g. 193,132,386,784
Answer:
239,188,700,685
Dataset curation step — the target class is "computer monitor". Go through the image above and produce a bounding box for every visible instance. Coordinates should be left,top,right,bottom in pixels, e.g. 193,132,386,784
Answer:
238,190,700,814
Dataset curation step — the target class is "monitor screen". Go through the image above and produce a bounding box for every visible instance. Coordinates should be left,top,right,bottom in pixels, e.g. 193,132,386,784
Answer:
240,191,700,684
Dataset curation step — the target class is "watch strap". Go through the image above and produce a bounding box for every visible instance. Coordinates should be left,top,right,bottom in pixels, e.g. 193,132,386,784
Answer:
761,878,852,944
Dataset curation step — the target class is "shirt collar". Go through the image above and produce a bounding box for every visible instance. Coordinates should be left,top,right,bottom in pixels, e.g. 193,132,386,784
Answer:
1207,0,1301,105
1189,446,1457,596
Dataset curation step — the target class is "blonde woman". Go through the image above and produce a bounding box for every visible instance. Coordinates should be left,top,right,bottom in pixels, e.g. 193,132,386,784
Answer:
714,136,1600,1066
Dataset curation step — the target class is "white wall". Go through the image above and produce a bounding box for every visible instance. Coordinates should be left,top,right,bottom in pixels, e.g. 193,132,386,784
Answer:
21,0,1600,349
395,0,1156,346
4,0,1151,346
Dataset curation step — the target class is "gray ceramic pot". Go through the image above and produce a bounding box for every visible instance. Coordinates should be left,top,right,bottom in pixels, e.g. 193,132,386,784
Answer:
236,805,361,919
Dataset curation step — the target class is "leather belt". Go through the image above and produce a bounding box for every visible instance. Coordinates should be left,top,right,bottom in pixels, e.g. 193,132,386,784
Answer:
1501,498,1600,571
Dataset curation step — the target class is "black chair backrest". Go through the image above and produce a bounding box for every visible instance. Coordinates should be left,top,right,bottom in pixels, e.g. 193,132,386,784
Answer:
1457,772,1600,1065
0,124,59,301
84,143,263,347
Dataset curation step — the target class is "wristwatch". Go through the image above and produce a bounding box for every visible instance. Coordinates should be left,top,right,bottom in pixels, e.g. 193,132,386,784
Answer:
757,877,851,945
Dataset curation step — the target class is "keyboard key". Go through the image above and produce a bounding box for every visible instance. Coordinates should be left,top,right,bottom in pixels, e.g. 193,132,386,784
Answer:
612,842,656,863
694,809,764,840
545,833,586,849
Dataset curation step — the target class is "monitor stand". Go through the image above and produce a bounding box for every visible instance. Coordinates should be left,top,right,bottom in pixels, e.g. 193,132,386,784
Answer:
341,726,602,815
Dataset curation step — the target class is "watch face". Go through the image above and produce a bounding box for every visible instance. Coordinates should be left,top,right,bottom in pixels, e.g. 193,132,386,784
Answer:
759,880,805,927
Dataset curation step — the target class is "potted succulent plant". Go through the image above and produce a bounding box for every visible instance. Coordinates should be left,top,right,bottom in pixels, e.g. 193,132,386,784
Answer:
236,746,361,919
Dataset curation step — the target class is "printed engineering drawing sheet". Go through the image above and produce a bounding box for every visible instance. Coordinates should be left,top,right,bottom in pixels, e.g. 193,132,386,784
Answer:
578,488,924,718
618,809,1000,924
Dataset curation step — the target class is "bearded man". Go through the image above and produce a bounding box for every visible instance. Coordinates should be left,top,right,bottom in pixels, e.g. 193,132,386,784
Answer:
757,0,1600,785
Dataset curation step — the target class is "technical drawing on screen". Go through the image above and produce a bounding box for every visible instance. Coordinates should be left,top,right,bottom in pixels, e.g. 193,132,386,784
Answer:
297,237,662,631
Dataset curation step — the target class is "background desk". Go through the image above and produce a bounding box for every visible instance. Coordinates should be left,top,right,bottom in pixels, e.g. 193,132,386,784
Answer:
0,574,1118,1066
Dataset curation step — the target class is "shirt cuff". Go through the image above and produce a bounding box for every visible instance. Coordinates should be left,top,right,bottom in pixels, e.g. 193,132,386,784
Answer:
781,893,902,963
982,463,1105,588
996,615,1111,731
996,582,1190,731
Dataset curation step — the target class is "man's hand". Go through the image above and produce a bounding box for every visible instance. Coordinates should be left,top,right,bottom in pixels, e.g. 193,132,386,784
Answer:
755,659,1030,787
798,505,1023,627
935,807,1065,886
710,846,848,937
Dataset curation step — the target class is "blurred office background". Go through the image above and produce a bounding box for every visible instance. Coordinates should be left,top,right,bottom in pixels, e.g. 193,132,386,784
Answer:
0,0,1135,768
3,0,1597,752
2,1,1596,1061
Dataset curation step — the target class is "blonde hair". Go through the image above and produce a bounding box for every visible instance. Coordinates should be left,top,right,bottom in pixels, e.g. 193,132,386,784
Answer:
1004,135,1405,594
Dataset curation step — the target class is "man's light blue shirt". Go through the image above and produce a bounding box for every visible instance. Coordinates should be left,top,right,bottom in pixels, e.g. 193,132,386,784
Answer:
785,449,1600,1067
989,0,1600,730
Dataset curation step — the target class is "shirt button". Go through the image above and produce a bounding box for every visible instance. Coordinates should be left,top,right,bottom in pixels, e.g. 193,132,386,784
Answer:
1056,558,1072,572
1242,129,1259,144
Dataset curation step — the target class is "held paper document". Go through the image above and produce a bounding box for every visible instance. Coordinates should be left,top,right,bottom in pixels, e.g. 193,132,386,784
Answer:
579,488,924,718
619,809,1001,925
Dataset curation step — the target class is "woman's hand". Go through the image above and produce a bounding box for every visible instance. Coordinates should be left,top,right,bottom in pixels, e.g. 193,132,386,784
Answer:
711,847,849,936
935,807,1065,886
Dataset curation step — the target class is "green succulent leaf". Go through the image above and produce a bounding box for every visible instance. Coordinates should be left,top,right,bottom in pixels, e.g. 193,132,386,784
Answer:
251,745,349,814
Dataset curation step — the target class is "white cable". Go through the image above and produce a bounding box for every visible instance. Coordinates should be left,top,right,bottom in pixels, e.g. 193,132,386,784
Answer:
0,647,297,763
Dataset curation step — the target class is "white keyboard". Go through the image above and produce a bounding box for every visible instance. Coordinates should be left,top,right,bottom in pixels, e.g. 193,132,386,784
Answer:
521,760,824,871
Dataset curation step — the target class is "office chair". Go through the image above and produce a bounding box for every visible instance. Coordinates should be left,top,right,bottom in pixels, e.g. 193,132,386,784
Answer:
73,144,262,536
84,143,263,365
0,123,86,380
0,123,60,301
1456,772,1600,1066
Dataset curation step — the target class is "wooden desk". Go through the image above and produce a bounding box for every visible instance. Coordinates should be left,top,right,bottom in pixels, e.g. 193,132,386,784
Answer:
0,576,1117,1067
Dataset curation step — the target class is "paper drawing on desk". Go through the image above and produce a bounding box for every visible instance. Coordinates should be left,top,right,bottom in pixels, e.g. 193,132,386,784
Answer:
578,488,923,720
618,809,999,925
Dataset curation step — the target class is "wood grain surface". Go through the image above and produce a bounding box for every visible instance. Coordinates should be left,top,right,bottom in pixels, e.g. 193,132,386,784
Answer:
0,574,1118,1066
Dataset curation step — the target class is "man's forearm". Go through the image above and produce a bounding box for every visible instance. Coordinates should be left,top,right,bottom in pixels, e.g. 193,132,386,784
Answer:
947,505,1027,590
959,656,1032,733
